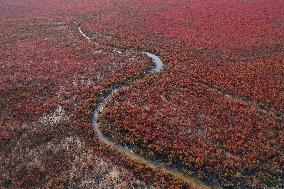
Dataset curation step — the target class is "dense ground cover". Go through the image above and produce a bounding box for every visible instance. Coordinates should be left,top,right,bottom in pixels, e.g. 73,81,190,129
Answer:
1,1,187,188
1,0,284,188
80,0,284,188
83,0,284,116
101,59,283,187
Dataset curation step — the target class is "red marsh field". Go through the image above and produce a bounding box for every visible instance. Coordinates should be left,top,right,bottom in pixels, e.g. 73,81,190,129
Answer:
1,0,284,188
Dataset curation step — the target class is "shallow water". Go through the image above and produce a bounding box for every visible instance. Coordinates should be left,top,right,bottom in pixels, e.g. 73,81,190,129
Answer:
145,51,164,73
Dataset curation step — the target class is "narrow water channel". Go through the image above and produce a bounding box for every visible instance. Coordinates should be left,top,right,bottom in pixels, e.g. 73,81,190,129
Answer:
78,26,215,189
